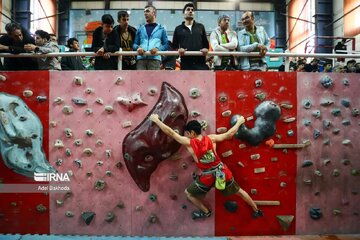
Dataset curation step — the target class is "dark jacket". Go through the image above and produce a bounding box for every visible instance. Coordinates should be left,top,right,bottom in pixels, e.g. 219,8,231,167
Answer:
114,25,137,70
172,21,209,70
92,26,120,70
0,28,38,70
61,49,85,70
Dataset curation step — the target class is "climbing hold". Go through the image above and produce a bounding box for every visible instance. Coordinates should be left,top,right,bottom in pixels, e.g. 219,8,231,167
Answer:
74,159,82,168
320,99,334,107
302,99,312,109
85,129,94,136
351,169,360,176
283,117,296,123
85,87,94,94
135,205,143,211
233,101,281,146
341,159,350,165
222,150,233,158
200,120,208,130
96,161,103,166
280,182,287,188
122,121,132,128
250,154,260,160
287,130,294,137
351,108,360,117
251,189,257,195
343,79,349,86
105,171,112,176
342,139,351,145
218,93,228,102
36,96,47,102
323,120,331,129
320,75,333,88
333,209,341,215
72,97,87,105
105,212,115,223
331,108,341,116
314,170,322,177
309,207,322,220
149,194,157,202
62,105,73,115
94,179,106,190
313,129,321,139
271,157,278,162
224,201,238,213
254,167,265,173
237,93,247,99
23,90,33,97
342,119,351,126
222,110,232,117
115,76,124,85
239,144,246,149
190,110,201,118
189,88,201,99
81,211,96,225
74,139,83,146
303,119,311,126
56,199,64,206
340,99,350,108
105,149,112,158
115,161,123,168
65,211,74,217
255,92,266,101
332,128,340,135
104,105,114,114
332,169,340,177
302,160,313,168
237,161,245,167
36,204,47,213
255,79,262,87
117,201,125,208
86,172,92,177
148,214,158,223
117,92,147,112
65,148,72,156
54,139,64,148
323,158,331,166
85,108,93,115
280,103,293,109
95,98,104,105
147,87,157,96
55,158,63,166
276,215,294,231
54,97,64,105
311,110,321,118
64,128,73,138
74,76,83,85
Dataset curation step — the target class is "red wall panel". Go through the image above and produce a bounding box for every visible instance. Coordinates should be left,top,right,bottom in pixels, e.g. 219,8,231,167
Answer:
215,71,297,236
0,71,50,234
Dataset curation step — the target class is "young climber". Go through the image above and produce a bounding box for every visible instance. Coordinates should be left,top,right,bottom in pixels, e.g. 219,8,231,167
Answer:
149,114,263,220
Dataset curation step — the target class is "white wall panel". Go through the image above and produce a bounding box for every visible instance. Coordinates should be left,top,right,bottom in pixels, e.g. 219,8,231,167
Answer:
71,1,105,9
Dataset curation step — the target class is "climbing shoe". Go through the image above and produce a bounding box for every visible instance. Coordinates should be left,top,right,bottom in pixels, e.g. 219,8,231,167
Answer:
252,209,264,218
192,210,212,220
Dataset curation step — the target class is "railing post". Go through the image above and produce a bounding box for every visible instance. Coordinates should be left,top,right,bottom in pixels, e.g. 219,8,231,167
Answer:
118,48,123,70
284,49,290,72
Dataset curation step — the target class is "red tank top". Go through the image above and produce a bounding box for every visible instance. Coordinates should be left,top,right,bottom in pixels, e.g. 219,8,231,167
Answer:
190,135,222,170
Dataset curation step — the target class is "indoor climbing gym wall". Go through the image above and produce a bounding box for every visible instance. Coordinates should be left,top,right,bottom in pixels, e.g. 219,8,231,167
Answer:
296,73,360,234
0,71,359,237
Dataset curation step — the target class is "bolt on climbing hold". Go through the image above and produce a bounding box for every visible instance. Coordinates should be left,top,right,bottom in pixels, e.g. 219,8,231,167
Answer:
149,194,157,202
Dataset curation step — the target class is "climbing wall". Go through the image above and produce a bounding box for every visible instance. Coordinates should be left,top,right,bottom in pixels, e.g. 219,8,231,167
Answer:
48,71,216,236
215,72,297,236
0,71,359,236
0,71,50,234
296,73,360,234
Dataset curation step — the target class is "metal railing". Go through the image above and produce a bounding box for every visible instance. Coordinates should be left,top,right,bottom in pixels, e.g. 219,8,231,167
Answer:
0,51,359,71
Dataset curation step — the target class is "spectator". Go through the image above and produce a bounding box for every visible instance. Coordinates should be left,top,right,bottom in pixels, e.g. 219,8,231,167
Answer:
310,58,320,72
334,39,347,62
210,14,238,70
238,11,270,71
61,38,85,70
345,59,356,73
24,30,61,70
161,41,177,70
133,5,168,70
114,10,137,70
49,34,58,43
172,2,209,70
92,14,120,70
355,62,360,73
323,62,332,72
0,22,38,70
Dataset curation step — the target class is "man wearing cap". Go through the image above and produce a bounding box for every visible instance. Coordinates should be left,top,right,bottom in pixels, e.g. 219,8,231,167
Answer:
238,11,270,71
172,2,209,70
210,14,238,70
